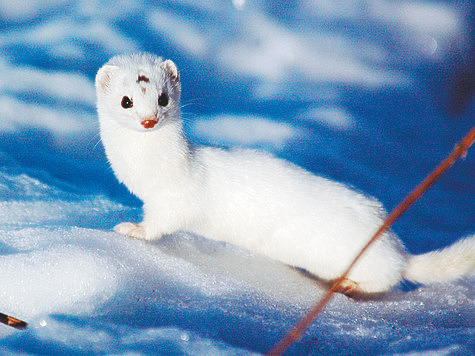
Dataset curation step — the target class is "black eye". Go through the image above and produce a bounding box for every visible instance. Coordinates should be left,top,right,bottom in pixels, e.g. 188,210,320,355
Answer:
121,96,133,109
158,92,169,107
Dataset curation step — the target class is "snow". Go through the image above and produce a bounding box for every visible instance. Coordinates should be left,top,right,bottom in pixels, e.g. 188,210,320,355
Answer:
217,12,406,87
0,0,473,355
149,10,209,57
0,59,96,105
298,106,355,130
192,115,301,150
0,96,93,134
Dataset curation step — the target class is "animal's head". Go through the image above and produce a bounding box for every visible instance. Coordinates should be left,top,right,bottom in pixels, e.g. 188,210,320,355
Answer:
95,53,181,132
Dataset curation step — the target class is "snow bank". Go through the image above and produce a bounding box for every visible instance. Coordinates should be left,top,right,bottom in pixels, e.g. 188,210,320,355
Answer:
0,170,473,354
0,237,118,319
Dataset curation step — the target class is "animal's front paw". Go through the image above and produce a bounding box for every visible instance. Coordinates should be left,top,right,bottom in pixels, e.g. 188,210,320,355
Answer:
114,222,147,240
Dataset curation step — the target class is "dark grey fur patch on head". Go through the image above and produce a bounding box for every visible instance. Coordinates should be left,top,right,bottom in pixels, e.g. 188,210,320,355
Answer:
137,75,150,83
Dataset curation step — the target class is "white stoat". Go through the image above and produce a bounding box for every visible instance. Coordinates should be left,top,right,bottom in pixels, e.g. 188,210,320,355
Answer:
95,53,474,296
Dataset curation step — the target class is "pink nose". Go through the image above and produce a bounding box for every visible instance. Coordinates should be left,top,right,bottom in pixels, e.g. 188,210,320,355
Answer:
141,118,158,129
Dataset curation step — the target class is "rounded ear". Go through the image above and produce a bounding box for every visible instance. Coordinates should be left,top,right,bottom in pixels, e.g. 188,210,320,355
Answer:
95,65,120,91
160,60,179,83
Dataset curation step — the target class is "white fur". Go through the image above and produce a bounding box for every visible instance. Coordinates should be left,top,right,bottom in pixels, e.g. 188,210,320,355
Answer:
96,53,474,294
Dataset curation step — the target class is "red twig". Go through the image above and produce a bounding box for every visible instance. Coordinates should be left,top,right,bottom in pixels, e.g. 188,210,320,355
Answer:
0,312,28,330
268,126,475,355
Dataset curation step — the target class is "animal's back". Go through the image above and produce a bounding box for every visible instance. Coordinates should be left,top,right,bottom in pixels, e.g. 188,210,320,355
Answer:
193,146,407,287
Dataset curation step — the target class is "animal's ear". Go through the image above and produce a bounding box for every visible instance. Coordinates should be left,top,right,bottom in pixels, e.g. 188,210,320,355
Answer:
160,60,179,83
95,65,120,91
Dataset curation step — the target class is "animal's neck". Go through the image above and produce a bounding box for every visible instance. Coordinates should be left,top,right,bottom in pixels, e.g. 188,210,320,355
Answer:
101,118,192,200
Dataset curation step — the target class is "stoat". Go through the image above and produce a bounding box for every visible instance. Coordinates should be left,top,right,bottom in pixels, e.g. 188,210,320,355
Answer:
95,53,474,296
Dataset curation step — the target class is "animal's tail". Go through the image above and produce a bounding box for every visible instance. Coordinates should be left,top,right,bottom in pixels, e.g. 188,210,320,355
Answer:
403,234,475,284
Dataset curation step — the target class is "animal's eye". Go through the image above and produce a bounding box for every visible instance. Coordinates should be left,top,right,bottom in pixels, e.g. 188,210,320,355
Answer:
121,96,133,109
158,92,169,107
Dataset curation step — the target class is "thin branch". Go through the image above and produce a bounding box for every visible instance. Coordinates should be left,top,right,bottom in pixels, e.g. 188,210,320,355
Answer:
0,312,28,330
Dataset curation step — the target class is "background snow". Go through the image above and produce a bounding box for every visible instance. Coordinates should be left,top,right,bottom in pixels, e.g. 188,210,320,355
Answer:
0,0,473,355
192,115,301,149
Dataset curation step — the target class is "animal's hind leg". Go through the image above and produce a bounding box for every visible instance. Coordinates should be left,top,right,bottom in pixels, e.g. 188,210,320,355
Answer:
114,222,147,240
332,278,365,298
